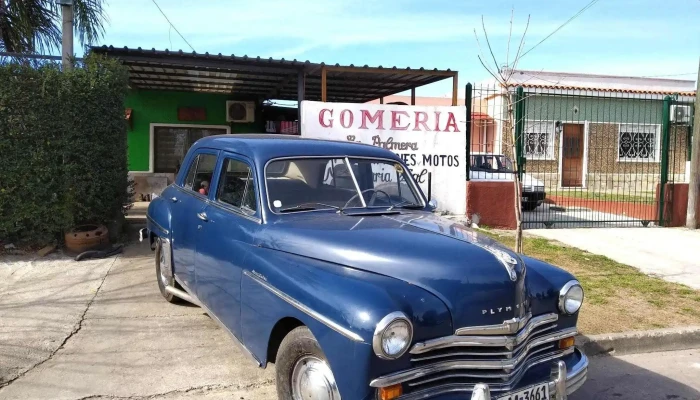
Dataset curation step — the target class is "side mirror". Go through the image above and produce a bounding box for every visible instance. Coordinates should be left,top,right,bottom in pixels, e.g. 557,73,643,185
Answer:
428,199,438,211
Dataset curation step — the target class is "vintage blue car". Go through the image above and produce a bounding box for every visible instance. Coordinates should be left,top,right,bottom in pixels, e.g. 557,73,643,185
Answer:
144,134,588,400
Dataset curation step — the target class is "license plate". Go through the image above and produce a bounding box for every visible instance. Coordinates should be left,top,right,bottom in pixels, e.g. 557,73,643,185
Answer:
497,383,549,400
521,196,529,201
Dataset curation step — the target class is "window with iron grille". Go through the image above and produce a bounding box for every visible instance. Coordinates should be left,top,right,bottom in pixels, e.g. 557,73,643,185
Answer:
524,121,555,160
618,124,660,162
153,126,227,173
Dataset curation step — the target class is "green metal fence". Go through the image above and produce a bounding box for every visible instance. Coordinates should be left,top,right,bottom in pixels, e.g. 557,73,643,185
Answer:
468,83,695,228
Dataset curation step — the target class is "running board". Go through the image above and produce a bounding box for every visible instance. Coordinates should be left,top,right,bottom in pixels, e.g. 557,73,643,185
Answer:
165,285,202,307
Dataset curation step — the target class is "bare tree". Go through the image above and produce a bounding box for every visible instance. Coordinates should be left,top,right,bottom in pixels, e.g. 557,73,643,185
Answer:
474,12,530,253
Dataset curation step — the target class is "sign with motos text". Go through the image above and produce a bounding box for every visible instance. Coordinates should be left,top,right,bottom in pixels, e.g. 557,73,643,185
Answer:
300,101,466,215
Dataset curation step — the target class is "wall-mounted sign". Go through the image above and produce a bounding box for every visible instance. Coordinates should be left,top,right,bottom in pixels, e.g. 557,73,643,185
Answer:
300,101,466,215
177,107,207,121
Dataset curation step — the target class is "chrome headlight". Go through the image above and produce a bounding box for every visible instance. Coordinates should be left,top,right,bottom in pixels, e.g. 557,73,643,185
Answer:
559,280,584,315
373,312,413,359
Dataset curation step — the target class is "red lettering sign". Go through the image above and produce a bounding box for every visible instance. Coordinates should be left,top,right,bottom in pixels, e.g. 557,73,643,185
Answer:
339,109,354,128
319,109,333,128
359,110,384,130
391,111,410,130
413,111,430,131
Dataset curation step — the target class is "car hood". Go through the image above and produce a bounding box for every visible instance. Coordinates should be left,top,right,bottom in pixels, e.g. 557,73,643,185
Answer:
259,211,530,329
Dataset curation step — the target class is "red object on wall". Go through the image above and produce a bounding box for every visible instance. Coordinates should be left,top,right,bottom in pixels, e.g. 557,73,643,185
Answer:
466,181,517,229
177,107,207,121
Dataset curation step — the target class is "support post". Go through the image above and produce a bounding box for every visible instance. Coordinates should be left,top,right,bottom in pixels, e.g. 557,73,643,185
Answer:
686,61,700,228
320,66,327,102
297,69,305,135
465,83,472,181
514,86,525,181
659,96,672,226
379,97,384,105
58,0,74,71
410,88,416,105
452,72,459,106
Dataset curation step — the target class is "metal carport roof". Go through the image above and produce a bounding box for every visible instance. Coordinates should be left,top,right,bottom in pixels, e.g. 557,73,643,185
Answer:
91,46,459,104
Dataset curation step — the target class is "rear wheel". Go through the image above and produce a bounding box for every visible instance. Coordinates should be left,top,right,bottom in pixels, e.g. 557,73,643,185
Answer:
154,237,180,304
275,326,340,400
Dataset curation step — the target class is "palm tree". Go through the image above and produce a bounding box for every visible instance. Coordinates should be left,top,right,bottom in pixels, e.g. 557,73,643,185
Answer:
0,0,106,54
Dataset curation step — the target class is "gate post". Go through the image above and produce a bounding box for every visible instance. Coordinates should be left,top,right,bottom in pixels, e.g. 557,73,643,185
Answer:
658,96,672,226
515,86,525,180
466,83,472,181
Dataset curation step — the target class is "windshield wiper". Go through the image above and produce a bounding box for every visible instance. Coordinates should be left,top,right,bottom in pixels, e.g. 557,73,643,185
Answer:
387,201,424,211
278,202,341,213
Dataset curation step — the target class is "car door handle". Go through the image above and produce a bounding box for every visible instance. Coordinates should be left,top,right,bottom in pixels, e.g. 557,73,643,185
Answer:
170,197,178,203
196,212,208,222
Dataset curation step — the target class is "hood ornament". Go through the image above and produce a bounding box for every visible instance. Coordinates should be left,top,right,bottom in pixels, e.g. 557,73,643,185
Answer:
478,245,519,281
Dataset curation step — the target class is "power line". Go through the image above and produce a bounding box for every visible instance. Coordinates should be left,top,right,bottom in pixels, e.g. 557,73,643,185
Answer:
517,0,601,62
150,0,196,52
640,72,696,78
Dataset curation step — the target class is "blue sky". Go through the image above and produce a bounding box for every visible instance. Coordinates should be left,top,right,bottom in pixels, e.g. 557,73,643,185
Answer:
95,0,699,97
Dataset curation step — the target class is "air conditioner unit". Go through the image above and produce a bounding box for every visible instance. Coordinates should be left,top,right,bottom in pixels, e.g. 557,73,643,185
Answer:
226,101,255,123
670,105,691,124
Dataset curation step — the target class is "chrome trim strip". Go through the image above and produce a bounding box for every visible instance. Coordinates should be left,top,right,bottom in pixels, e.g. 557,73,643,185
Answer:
173,276,261,367
456,313,538,336
164,285,201,307
373,312,413,359
371,328,576,387
411,313,559,354
345,156,367,208
147,215,169,236
243,270,364,343
382,348,576,398
172,183,263,224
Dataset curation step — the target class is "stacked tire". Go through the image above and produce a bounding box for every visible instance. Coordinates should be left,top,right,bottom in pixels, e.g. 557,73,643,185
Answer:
64,225,110,254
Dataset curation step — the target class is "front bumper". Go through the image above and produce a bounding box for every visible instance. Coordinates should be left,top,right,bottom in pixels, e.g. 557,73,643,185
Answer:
521,190,546,204
471,351,588,400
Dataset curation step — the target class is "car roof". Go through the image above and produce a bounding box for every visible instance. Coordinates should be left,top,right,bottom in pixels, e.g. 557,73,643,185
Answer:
191,134,401,161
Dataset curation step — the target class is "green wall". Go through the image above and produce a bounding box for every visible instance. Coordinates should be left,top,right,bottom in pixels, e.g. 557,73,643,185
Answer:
523,93,664,125
124,90,261,171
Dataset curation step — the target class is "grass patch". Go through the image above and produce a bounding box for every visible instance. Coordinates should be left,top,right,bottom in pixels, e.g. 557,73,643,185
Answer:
481,229,700,334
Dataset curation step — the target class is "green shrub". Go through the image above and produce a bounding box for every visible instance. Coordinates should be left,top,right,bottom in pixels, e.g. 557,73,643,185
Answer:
0,54,131,245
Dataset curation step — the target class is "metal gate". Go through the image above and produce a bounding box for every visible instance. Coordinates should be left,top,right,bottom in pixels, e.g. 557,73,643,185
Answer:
467,83,695,228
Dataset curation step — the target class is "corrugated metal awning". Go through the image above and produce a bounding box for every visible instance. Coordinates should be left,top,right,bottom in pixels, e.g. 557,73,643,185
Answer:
91,46,458,103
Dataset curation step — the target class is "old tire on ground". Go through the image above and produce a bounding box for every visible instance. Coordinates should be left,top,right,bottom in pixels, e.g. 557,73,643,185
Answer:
275,326,340,400
64,224,109,254
155,237,180,304
522,202,539,211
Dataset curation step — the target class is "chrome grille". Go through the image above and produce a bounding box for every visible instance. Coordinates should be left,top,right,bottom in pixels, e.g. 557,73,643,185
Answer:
370,313,577,398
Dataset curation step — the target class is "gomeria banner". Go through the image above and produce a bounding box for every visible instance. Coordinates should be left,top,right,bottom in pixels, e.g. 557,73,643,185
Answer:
300,101,466,215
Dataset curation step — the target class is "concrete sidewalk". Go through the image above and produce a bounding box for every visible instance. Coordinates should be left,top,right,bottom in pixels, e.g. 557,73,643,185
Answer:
0,242,274,400
528,227,700,289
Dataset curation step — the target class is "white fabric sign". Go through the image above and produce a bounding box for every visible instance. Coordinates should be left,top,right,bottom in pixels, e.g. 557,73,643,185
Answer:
300,101,466,215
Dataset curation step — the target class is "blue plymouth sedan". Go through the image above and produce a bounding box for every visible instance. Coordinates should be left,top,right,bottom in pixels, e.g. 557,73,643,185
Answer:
144,135,587,400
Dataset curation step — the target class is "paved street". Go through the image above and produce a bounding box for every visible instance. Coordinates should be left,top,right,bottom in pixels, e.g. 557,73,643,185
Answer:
528,227,700,289
1,240,699,399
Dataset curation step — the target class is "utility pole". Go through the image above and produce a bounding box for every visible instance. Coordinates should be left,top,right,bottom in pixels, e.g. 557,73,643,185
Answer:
57,0,73,70
686,59,700,228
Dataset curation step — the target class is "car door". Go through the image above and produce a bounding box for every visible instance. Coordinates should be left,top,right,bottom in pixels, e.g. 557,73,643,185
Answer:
171,150,219,290
194,152,262,338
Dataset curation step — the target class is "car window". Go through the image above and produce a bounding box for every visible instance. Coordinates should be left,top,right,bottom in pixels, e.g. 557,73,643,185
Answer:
183,155,199,190
191,154,217,196
217,158,256,213
322,159,355,190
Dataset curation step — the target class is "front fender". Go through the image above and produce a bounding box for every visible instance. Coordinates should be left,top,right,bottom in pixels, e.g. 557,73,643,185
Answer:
240,246,452,399
523,256,579,329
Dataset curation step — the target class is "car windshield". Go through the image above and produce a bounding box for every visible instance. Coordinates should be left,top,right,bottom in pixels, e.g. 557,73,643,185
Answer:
266,157,423,213
470,155,514,172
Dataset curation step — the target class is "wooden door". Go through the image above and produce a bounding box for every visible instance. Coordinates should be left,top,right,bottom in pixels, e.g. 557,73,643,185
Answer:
561,124,584,187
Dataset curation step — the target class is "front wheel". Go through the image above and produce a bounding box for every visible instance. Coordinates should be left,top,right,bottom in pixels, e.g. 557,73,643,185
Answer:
154,237,180,304
275,326,341,400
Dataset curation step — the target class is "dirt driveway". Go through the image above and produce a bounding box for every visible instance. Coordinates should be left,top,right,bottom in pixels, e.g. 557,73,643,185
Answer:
0,242,274,400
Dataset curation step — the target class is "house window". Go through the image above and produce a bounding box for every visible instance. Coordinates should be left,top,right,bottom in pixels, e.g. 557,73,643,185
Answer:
153,126,227,173
524,121,555,160
618,124,660,162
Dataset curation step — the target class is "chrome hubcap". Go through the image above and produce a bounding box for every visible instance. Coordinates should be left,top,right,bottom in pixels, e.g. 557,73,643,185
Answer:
291,355,340,400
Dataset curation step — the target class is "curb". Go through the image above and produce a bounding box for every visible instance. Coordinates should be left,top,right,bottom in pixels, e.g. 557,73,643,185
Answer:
576,326,700,357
